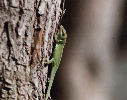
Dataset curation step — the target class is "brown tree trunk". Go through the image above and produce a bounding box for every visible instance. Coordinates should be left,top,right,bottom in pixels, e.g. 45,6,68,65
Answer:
0,0,62,100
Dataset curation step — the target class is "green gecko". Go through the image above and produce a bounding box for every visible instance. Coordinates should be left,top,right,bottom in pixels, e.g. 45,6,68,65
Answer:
45,25,67,100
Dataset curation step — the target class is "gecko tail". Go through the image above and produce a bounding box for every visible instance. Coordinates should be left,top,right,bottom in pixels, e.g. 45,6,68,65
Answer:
45,94,49,100
45,67,57,100
45,78,53,100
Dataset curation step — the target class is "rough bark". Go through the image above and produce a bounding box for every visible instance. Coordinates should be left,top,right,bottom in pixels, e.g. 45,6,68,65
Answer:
0,0,62,100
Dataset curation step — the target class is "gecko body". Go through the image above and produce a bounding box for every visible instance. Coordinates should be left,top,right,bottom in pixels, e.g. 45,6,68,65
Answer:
45,25,67,100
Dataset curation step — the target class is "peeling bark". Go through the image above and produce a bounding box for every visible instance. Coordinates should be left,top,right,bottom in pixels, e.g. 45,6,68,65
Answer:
0,0,62,100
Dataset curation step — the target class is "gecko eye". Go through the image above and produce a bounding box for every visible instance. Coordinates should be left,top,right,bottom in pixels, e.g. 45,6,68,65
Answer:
62,33,65,36
61,33,66,39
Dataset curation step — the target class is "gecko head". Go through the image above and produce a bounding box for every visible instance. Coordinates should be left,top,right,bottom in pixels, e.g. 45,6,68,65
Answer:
60,25,67,43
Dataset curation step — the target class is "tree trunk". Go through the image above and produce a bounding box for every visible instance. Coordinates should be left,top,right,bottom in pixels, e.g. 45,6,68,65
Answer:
0,0,62,100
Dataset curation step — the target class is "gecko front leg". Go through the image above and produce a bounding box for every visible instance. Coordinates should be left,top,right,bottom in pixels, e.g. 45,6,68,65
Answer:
47,58,54,64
